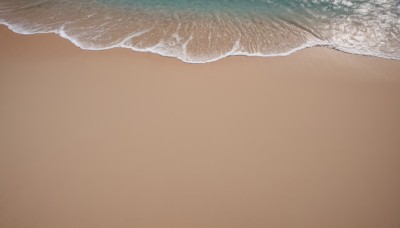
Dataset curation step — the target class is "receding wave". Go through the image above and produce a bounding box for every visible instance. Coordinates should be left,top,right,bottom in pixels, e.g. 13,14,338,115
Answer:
1,0,399,63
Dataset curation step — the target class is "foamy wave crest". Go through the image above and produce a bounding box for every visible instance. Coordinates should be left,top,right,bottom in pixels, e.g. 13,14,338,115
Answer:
1,0,399,63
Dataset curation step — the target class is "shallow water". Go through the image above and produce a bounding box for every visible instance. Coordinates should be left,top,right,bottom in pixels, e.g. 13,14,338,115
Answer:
1,0,399,62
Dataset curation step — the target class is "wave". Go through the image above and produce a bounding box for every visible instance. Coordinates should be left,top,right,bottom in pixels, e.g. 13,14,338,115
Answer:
1,0,399,63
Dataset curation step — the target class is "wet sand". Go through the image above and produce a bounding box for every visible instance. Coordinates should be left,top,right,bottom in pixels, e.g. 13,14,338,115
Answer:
1,25,400,228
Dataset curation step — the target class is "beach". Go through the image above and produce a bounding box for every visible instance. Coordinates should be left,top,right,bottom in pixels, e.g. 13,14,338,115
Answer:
1,25,400,227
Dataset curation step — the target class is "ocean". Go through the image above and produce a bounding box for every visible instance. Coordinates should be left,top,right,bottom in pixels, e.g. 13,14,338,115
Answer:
1,0,399,63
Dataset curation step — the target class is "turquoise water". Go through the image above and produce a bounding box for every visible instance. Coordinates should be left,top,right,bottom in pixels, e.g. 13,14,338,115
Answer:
0,0,399,62
102,0,353,13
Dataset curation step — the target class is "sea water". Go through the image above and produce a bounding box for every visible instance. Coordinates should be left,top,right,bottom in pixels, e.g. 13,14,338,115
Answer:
0,0,399,63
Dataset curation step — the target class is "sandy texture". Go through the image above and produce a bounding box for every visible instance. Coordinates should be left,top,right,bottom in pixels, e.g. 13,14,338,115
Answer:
1,25,400,228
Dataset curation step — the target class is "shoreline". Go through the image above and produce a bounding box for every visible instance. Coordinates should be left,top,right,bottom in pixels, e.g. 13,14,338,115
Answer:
1,24,400,228
2,22,399,63
2,24,400,80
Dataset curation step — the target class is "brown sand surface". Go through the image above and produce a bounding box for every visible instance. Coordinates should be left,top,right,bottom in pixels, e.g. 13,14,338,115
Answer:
1,25,400,228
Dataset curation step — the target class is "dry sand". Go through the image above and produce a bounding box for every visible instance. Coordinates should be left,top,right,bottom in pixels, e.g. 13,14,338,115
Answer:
1,25,400,228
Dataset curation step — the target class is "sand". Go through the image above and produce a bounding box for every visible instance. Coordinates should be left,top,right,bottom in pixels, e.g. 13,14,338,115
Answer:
1,25,400,228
